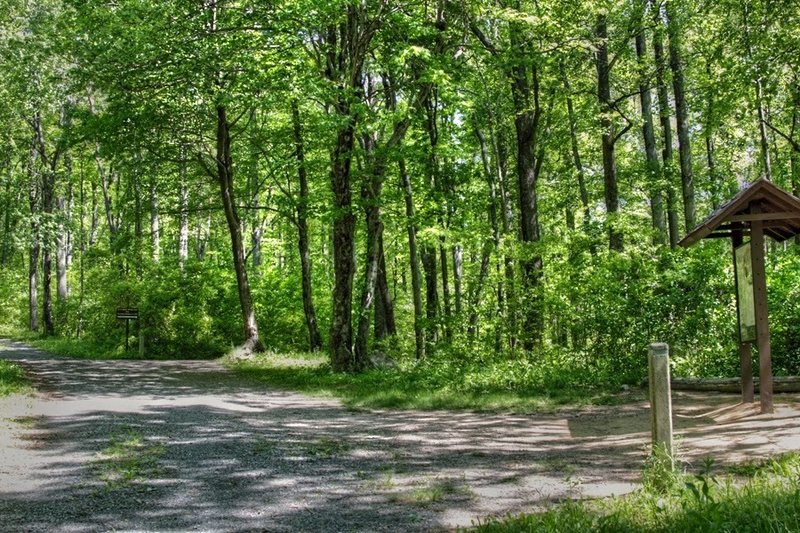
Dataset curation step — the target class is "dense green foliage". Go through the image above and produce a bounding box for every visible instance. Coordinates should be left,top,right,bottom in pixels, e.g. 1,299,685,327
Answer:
475,453,800,532
230,349,641,411
0,0,798,382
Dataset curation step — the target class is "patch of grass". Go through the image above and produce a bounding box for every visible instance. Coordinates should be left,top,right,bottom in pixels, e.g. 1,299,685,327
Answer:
92,428,166,490
0,359,32,396
304,436,350,458
390,477,475,508
228,351,640,413
726,451,800,478
472,453,800,532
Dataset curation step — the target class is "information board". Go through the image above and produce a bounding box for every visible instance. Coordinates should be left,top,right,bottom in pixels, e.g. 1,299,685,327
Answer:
734,242,756,342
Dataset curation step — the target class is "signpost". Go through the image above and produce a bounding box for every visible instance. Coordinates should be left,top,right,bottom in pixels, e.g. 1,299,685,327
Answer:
116,308,139,352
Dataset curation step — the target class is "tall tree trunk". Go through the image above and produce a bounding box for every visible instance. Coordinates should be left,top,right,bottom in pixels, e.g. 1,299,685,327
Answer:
291,101,323,351
374,233,396,340
665,0,696,229
196,211,211,261
755,78,773,180
95,149,117,242
89,181,99,247
635,4,666,245
56,195,68,300
56,155,70,302
353,151,383,368
215,105,263,353
150,177,160,262
596,14,623,252
399,158,426,359
0,169,10,266
328,109,357,371
561,64,593,243
32,112,55,336
469,127,499,335
28,140,39,333
353,86,413,366
653,8,680,248
452,245,463,317
508,19,544,349
178,157,189,270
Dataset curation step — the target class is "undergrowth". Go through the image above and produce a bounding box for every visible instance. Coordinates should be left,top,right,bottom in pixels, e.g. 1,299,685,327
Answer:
473,452,800,532
0,359,31,396
228,347,641,412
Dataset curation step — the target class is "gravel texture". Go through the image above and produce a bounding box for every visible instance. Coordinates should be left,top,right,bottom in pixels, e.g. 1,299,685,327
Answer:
2,339,800,532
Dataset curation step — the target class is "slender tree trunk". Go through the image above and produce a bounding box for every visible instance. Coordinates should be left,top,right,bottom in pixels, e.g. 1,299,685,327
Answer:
399,158,426,359
561,65,593,242
596,15,623,252
0,171,10,266
291,101,323,351
32,112,55,336
150,177,160,262
89,181,98,246
490,121,517,348
469,128,499,335
452,245,463,317
507,20,545,349
354,152,383,368
665,0,696,229
95,148,117,242
28,141,39,332
328,107,357,371
178,158,189,270
635,5,666,245
56,194,68,300
215,105,263,353
654,10,680,248
196,211,210,261
374,233,396,340
56,155,71,302
755,78,773,180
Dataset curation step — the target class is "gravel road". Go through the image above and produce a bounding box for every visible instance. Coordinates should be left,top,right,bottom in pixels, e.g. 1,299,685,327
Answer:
2,339,799,532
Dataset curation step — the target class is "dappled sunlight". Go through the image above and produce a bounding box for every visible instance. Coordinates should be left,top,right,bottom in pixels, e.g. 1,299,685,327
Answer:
3,340,800,531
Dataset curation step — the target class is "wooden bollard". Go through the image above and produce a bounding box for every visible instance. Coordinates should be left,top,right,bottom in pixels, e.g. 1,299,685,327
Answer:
648,343,673,460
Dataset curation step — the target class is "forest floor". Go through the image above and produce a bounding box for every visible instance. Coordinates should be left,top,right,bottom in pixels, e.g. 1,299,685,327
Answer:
1,339,800,532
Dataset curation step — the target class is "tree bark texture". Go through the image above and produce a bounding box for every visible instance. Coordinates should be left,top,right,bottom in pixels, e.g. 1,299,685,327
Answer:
635,5,666,245
399,158,426,359
292,101,323,351
665,0,696,229
215,105,263,353
596,15,623,252
653,14,680,248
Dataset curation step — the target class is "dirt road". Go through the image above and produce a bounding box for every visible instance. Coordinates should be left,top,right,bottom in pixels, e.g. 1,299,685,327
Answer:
2,339,799,531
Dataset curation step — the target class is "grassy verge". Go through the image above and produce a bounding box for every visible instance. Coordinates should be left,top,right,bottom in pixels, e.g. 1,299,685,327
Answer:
2,327,641,412
3,327,158,360
474,453,800,532
0,359,32,396
228,351,641,413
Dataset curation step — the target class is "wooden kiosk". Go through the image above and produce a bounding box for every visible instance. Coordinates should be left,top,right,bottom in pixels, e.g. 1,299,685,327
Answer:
680,179,800,414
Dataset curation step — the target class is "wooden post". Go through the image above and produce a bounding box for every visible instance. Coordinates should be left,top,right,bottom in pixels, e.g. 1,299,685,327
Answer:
648,343,673,458
732,230,755,403
138,321,145,358
750,206,773,413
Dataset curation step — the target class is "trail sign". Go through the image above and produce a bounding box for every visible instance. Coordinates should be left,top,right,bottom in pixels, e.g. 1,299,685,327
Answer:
116,308,139,320
116,308,139,351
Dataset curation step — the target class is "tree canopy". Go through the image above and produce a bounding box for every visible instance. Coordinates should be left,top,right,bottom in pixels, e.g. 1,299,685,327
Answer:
1,0,799,382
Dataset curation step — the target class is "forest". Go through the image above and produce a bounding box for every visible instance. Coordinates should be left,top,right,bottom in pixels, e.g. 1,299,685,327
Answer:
1,0,799,389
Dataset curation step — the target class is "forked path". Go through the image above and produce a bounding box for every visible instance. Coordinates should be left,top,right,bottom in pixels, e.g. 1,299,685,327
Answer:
2,340,800,532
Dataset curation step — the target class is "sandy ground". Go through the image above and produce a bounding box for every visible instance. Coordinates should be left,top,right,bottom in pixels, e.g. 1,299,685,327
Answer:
1,339,800,532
